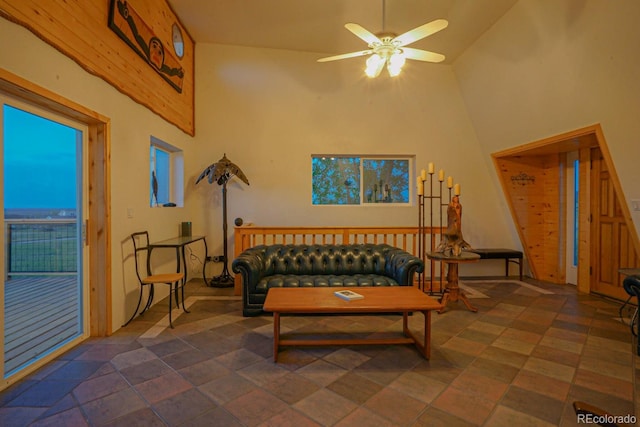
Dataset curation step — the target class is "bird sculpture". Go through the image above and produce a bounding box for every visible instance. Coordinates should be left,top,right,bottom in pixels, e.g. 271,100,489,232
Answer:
151,171,159,206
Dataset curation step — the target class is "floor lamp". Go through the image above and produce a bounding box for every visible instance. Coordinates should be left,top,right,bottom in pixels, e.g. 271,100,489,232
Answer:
196,154,249,287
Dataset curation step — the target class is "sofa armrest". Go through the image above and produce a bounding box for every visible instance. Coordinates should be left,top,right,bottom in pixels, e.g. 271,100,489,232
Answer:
384,247,424,285
232,246,267,295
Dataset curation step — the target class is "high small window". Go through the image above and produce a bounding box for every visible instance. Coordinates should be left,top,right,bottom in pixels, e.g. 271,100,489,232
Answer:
150,137,183,207
312,155,412,205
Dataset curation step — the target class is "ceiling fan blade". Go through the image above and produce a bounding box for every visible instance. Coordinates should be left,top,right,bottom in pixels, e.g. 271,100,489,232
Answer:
317,50,373,62
345,23,381,46
402,47,445,63
393,19,449,47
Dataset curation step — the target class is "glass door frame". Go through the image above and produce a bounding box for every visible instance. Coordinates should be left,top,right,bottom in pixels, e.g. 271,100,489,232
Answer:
0,95,90,381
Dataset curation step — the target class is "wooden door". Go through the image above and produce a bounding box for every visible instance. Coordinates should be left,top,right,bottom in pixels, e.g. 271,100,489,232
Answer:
591,147,640,300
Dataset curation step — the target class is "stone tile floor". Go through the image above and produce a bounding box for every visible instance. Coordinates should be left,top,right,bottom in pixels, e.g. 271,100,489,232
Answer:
0,277,637,426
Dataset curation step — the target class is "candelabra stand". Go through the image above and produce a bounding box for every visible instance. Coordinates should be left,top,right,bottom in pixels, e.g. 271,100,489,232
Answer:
417,169,455,295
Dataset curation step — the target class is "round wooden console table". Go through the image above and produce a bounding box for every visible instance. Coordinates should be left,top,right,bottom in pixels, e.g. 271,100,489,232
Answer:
427,251,481,313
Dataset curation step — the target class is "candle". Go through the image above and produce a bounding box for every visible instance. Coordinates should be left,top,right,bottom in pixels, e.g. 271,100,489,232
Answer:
421,169,427,180
438,169,444,182
416,176,422,187
417,181,424,196
428,163,434,174
454,183,461,195
447,176,453,188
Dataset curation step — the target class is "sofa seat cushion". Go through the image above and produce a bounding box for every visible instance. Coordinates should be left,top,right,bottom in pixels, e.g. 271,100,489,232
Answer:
255,274,399,294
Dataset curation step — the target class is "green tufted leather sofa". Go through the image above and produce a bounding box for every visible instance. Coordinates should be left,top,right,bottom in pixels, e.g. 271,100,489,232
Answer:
232,243,424,316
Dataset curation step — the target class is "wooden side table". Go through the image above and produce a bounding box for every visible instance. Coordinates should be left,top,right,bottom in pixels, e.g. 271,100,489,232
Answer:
427,251,481,313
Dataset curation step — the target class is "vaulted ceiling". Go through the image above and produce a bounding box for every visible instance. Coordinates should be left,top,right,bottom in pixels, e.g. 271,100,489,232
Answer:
168,0,518,64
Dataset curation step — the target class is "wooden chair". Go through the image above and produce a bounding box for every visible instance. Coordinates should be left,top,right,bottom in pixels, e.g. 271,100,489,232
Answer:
124,231,186,328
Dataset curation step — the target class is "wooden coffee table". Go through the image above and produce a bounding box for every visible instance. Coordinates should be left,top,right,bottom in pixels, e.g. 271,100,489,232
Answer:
263,287,443,362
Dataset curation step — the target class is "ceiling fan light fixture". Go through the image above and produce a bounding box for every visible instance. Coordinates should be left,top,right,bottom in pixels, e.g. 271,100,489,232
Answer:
387,64,401,77
387,52,406,77
365,53,385,78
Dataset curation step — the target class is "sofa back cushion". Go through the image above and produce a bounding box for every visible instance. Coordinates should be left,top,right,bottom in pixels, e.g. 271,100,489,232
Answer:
262,244,391,276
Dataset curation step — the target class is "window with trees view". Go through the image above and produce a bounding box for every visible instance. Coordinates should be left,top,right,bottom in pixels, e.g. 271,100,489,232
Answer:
312,156,412,205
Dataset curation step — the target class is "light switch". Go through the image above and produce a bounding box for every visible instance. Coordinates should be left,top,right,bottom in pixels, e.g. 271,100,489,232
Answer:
127,208,134,218
632,200,640,212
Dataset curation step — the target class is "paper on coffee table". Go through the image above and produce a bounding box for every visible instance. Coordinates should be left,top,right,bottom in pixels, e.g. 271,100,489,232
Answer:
334,290,364,301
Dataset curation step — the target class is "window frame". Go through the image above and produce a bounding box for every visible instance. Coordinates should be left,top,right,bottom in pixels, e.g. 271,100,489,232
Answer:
150,136,183,207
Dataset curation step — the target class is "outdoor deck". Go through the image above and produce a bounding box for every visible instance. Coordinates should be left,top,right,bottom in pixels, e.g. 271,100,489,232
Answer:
4,275,79,374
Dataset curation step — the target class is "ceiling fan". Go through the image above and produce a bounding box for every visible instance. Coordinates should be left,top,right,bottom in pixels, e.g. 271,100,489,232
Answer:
317,5,448,78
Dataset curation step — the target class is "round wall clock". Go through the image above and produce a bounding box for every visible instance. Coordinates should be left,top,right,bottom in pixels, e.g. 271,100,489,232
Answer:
172,23,184,58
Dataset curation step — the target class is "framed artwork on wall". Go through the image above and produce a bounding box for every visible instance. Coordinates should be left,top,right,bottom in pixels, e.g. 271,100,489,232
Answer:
108,0,185,93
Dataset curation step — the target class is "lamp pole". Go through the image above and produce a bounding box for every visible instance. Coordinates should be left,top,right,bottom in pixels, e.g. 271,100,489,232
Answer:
210,179,234,287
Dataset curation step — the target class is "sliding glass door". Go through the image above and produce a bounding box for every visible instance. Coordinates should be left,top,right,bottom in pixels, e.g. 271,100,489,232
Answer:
1,96,89,379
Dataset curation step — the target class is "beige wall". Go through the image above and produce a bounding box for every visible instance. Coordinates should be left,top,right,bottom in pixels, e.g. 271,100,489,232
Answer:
454,0,640,233
189,44,512,256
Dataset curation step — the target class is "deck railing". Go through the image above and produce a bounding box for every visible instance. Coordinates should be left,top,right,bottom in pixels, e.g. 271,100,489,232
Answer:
233,225,446,295
4,219,77,278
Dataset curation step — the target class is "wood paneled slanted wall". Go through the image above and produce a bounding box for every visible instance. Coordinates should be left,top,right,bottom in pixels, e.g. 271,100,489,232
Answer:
495,155,565,283
0,0,195,135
